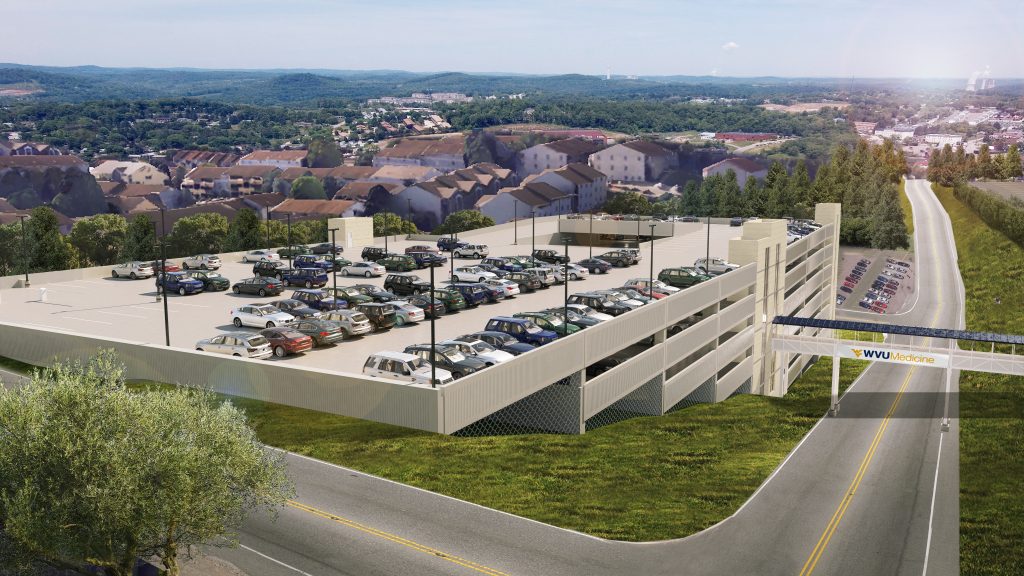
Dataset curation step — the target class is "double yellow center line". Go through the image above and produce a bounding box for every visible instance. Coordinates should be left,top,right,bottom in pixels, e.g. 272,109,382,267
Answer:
286,500,511,576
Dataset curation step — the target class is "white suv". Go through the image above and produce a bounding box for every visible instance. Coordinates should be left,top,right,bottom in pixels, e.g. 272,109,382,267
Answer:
231,304,295,329
195,333,272,359
453,244,489,258
182,254,221,270
694,257,739,275
111,261,155,279
242,250,280,263
441,338,515,365
451,266,496,283
363,351,453,385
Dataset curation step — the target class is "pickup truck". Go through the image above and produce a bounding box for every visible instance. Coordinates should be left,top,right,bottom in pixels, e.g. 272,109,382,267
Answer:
280,267,329,288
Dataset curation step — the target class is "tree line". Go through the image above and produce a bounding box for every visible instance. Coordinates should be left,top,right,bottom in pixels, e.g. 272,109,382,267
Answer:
952,181,1024,247
927,143,1023,186
601,140,910,249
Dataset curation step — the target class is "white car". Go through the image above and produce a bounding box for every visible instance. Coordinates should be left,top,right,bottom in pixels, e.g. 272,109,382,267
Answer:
694,257,739,275
482,278,520,298
181,254,221,270
451,266,497,283
441,338,515,365
453,244,489,258
231,304,295,329
363,351,453,385
341,261,386,277
111,261,155,279
564,263,589,281
566,303,613,322
387,300,426,326
242,250,280,263
195,333,272,359
524,267,556,286
626,278,680,294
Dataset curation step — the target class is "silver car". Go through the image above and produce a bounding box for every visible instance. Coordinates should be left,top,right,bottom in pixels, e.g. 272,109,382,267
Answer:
182,254,221,270
111,261,155,279
195,333,272,359
242,250,280,263
387,300,426,326
321,309,374,337
231,304,295,329
341,261,386,277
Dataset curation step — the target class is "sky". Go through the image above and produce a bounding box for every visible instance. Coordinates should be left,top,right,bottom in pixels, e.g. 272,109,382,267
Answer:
5,0,1024,78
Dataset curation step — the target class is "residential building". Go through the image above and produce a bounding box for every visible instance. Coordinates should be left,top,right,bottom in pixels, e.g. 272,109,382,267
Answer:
367,165,441,185
395,174,484,231
98,182,191,212
0,155,88,178
238,150,308,170
451,163,516,193
90,160,168,185
180,165,279,198
241,193,287,217
852,122,877,136
372,135,466,171
588,140,676,183
522,163,608,213
478,182,568,224
516,138,605,178
715,132,780,142
271,198,360,221
925,134,965,147
167,149,240,171
701,157,768,182
1,142,61,156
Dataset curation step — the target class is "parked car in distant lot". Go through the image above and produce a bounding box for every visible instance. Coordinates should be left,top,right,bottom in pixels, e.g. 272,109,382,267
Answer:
350,284,400,303
484,316,557,346
451,266,496,283
437,237,469,252
186,270,230,291
730,216,744,227
387,300,426,326
523,267,556,287
181,254,221,270
466,331,536,356
288,318,346,346
403,344,486,379
384,273,432,296
259,327,314,357
196,333,272,359
361,246,390,262
252,260,287,278
596,251,633,267
405,294,446,318
566,303,613,322
268,298,321,319
562,263,589,280
541,308,602,329
310,242,343,255
363,351,453,385
447,283,491,307
482,278,520,298
242,250,280,263
505,271,543,293
567,293,630,316
453,244,489,258
155,271,204,296
441,338,515,365
577,258,612,274
353,303,397,331
407,251,447,268
480,257,522,272
680,215,700,222
377,254,418,272
330,286,374,307
405,245,439,255
341,261,386,277
290,288,344,311
532,249,569,265
276,245,310,258
231,276,283,297
658,267,710,288
280,268,329,288
293,255,334,271
321,309,374,338
231,304,295,329
427,288,467,312
111,261,155,279
695,257,739,275
626,278,680,294
149,261,182,274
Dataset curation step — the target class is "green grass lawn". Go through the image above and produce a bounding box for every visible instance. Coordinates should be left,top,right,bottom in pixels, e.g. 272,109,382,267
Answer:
900,179,914,243
933,184,1024,576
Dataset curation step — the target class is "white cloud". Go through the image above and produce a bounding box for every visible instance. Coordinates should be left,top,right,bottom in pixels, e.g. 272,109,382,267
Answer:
722,41,739,52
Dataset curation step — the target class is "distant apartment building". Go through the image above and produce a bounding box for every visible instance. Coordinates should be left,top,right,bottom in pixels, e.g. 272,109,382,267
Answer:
372,135,466,171
701,157,768,183
852,122,877,136
0,155,88,178
367,165,442,185
522,163,608,213
167,149,240,171
588,140,676,182
875,125,916,142
181,165,280,199
516,138,605,179
90,161,168,185
238,150,308,170
925,134,965,147
477,182,569,224
0,141,61,156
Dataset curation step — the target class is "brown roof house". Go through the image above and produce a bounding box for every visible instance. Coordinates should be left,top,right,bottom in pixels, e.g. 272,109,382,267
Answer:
516,137,606,179
588,140,676,183
701,157,768,182
478,182,572,225
522,163,608,213
271,198,359,222
372,134,466,171
238,149,308,170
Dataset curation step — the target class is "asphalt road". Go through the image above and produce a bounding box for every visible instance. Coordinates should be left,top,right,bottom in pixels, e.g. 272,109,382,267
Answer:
211,178,961,576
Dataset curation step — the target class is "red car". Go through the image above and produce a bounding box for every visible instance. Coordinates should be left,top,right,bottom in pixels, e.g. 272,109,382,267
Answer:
150,261,181,273
843,281,855,289
875,302,888,309
629,286,668,299
258,327,314,357
405,245,439,255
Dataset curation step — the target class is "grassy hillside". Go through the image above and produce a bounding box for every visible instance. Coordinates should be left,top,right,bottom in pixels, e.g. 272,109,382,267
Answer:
933,184,1024,576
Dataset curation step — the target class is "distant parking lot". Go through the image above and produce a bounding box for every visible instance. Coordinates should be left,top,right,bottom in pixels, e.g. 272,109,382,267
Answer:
835,248,915,315
0,223,741,376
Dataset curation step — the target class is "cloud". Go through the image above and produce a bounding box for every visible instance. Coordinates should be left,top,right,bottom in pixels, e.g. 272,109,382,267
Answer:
722,41,739,52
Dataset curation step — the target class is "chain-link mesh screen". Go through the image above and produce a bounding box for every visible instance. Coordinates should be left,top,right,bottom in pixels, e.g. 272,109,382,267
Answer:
667,376,717,413
452,373,582,436
585,375,664,431
729,377,753,398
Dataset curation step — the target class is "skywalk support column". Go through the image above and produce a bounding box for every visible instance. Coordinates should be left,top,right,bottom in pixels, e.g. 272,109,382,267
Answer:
941,338,953,431
729,218,788,397
815,203,842,320
830,339,841,416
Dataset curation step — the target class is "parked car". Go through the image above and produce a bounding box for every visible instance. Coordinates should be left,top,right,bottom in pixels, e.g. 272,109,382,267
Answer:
624,285,667,300
231,276,284,297
532,249,570,265
321,309,374,338
680,215,700,222
361,246,390,262
252,260,288,278
155,271,204,296
596,289,644,309
562,263,589,281
310,242,343,255
523,267,557,287
505,271,543,293
437,237,469,252
387,300,426,326
293,254,334,271
268,298,322,319
566,303,614,322
626,278,680,294
111,261,155,279
484,316,558,346
287,318,346,346
195,333,272,359
258,327,314,357
621,248,642,263
384,273,432,296
482,278,520,298
377,254,418,272
840,286,853,294
341,261,386,277
451,265,497,283
440,338,515,365
405,294,446,318
231,304,295,329
465,331,536,356
403,344,487,379
480,257,522,272
577,258,612,274
658,267,710,289
514,311,581,336
185,270,230,291
242,250,279,263
453,243,489,258
320,254,353,272
353,303,397,331
405,245,439,255
447,283,491,307
407,251,447,268
542,308,602,329
181,254,221,270
350,284,400,303
362,351,453,385
281,268,329,288
596,251,633,267
618,287,655,304
694,257,739,275
149,261,181,274
330,286,374,307
290,288,345,311
427,288,467,312
276,245,311,258
476,264,510,278
567,292,630,316
730,216,744,227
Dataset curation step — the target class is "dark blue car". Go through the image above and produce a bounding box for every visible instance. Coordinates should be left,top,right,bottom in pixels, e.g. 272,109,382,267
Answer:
448,283,490,307
437,237,469,252
290,289,345,311
407,251,448,268
466,331,536,356
480,257,523,273
293,255,334,271
484,316,558,346
156,271,204,295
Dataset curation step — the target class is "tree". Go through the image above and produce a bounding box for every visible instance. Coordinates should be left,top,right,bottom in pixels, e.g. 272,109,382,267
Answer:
225,208,265,252
0,352,292,576
69,214,128,266
0,223,20,276
1000,144,1022,179
744,175,766,216
602,192,651,215
868,188,909,249
123,213,158,262
306,137,342,168
50,170,107,217
680,180,701,216
434,210,496,234
977,144,996,180
373,212,419,237
169,213,228,256
290,219,327,244
25,206,77,272
290,176,327,200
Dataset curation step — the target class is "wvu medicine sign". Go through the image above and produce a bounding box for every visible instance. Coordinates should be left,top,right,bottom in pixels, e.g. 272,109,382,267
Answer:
838,344,949,368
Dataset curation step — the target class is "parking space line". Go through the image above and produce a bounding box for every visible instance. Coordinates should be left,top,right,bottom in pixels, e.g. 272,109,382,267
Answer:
101,311,146,319
171,303,210,309
62,317,113,325
129,305,161,311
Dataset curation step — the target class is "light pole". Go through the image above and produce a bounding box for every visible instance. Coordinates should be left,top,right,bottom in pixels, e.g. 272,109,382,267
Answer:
265,207,272,251
531,209,536,257
429,262,436,388
513,199,518,245
160,207,170,347
705,215,711,276
383,212,389,255
286,213,293,268
329,227,339,299
589,210,593,258
17,214,29,288
648,224,656,296
563,240,569,328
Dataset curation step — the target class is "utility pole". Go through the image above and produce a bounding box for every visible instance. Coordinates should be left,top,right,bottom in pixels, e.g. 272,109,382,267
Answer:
649,224,656,296
160,207,170,347
286,213,293,268
266,207,272,251
429,262,436,388
17,215,29,288
531,210,536,257
563,240,569,330
588,210,593,258
330,227,339,299
513,199,518,245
